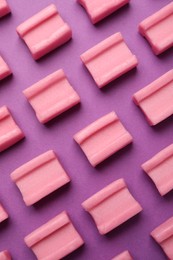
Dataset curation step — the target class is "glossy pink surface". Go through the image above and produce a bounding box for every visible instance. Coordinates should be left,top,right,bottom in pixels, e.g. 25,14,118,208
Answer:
0,106,24,152
0,250,11,260
78,0,129,24
0,0,10,18
139,2,173,55
25,211,84,260
80,32,138,88
142,144,173,196
0,204,8,223
133,69,173,126
23,69,80,124
151,216,173,259
112,250,133,260
0,56,11,81
16,4,72,60
82,179,142,234
11,150,70,206
74,111,133,166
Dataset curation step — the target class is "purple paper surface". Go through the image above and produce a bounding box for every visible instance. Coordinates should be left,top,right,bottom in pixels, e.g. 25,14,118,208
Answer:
0,0,173,259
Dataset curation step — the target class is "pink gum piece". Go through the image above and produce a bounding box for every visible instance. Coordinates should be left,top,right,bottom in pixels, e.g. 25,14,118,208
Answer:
112,250,133,260
11,150,70,206
0,106,24,152
24,211,84,260
139,2,173,55
16,4,72,60
151,216,173,259
80,32,138,88
0,204,8,223
23,69,80,124
78,0,129,24
142,144,173,196
0,250,11,260
74,111,133,167
0,0,10,18
133,69,173,126
82,179,142,234
0,56,12,80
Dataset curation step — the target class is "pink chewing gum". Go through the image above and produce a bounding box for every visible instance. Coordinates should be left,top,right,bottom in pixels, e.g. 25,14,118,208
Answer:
112,250,133,260
23,69,80,124
0,204,8,223
142,144,173,196
139,2,173,55
0,56,11,80
80,32,138,88
24,211,84,260
16,4,72,60
74,111,133,167
151,216,173,259
133,70,173,125
0,106,24,152
11,150,70,206
0,250,11,260
0,0,10,18
78,0,129,24
82,179,142,234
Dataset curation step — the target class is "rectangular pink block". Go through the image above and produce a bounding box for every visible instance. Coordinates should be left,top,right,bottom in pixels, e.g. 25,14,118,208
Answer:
112,250,133,260
78,0,129,24
11,150,70,206
0,204,8,223
0,250,11,260
151,216,173,259
0,0,10,18
16,4,72,60
82,179,142,234
0,56,11,80
80,32,138,88
24,211,84,260
139,2,173,55
23,69,80,124
74,111,133,167
142,144,173,196
0,106,24,152
133,70,173,126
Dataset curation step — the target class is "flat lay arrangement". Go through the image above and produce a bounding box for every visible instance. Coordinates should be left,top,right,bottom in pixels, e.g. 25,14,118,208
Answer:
0,0,173,259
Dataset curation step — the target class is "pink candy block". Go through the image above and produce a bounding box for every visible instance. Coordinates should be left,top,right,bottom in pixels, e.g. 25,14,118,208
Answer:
16,4,72,60
0,204,8,223
0,250,11,260
78,0,129,24
11,150,70,206
0,106,24,152
80,32,138,88
0,56,11,80
25,211,84,260
0,0,10,18
142,144,173,196
82,179,142,234
151,216,173,259
74,111,133,167
133,70,173,126
112,250,133,260
23,69,80,124
139,2,173,55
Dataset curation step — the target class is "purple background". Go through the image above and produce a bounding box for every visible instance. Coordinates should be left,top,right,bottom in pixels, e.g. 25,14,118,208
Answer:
0,0,173,259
